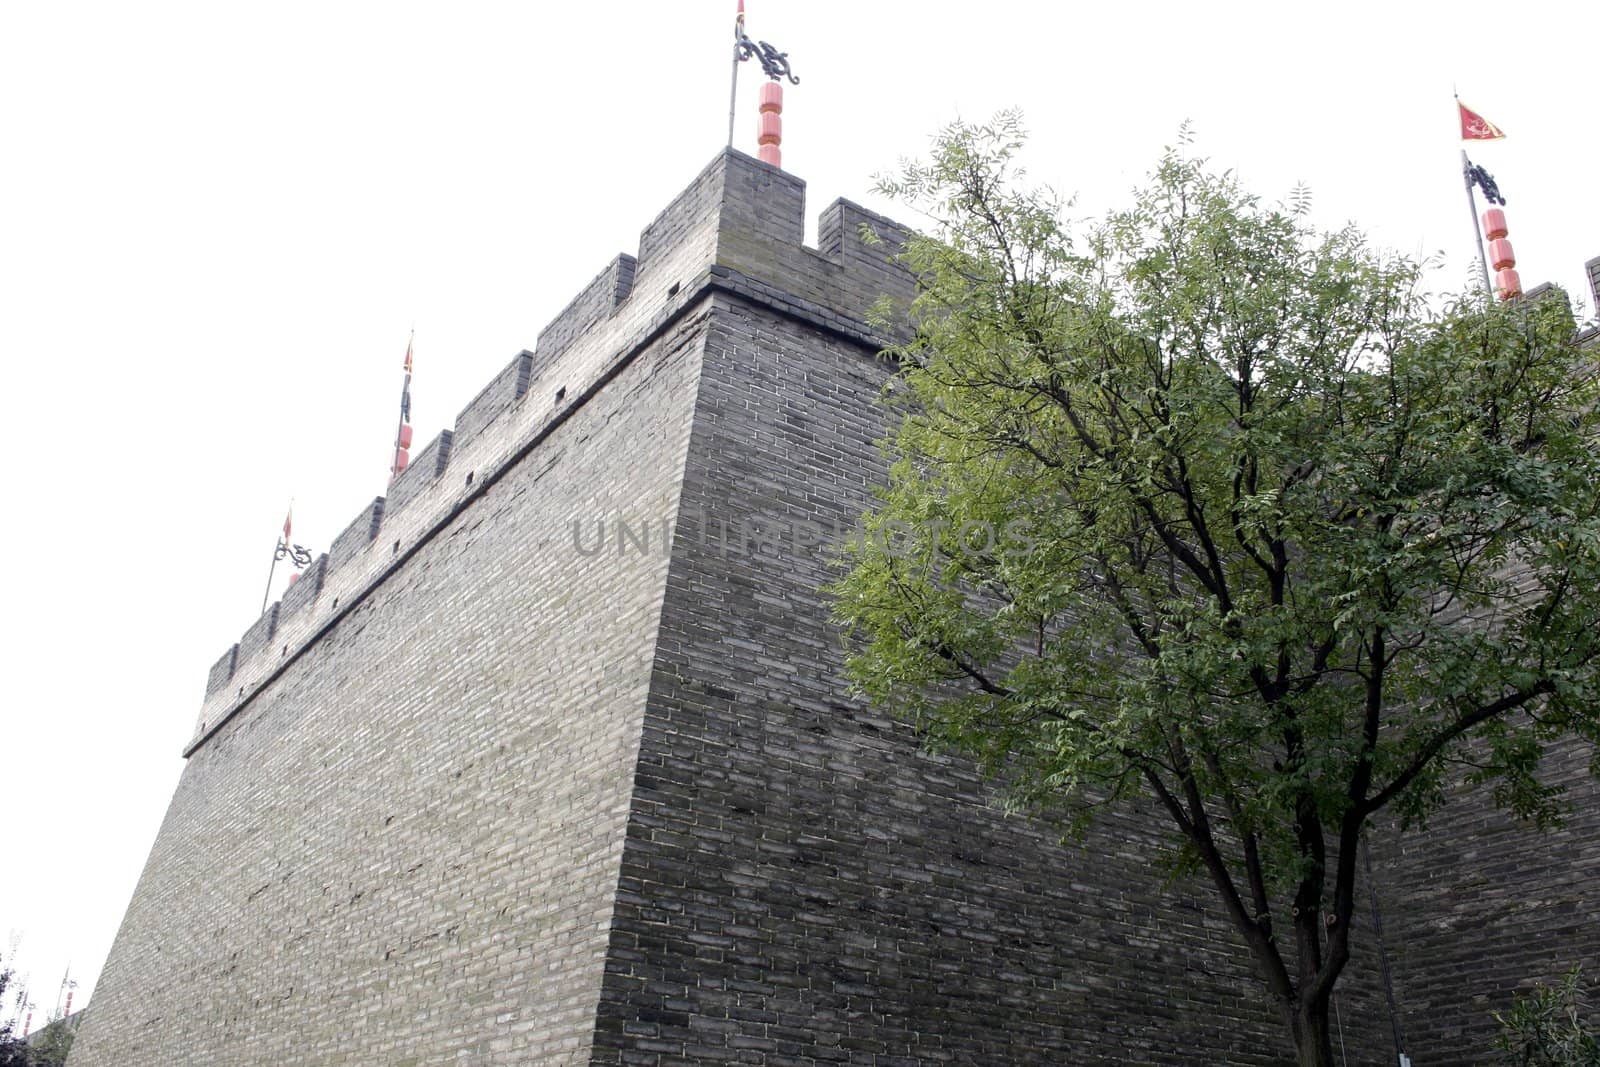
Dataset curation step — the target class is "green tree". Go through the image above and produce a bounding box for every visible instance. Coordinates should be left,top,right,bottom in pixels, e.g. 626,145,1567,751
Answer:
25,1014,76,1067
831,114,1600,1066
1496,968,1600,1066
0,951,31,1067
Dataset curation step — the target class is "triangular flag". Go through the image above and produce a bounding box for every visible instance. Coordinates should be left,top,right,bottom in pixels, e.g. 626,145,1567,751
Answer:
282,504,293,544
1458,100,1505,141
403,333,414,376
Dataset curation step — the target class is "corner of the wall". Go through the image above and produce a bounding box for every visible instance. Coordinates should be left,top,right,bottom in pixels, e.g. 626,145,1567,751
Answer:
188,149,925,746
706,150,806,278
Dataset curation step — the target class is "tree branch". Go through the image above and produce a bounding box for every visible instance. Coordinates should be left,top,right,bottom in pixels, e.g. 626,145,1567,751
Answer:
1362,680,1556,816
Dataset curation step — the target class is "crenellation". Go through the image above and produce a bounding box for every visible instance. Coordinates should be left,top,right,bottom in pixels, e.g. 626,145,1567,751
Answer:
180,140,1596,785
705,151,807,281
204,643,238,699
703,155,915,338
385,430,455,519
237,602,279,664
726,157,808,246
636,154,735,272
326,496,386,577
817,197,910,263
534,254,638,376
278,553,327,623
431,427,455,473
187,151,928,754
453,351,534,451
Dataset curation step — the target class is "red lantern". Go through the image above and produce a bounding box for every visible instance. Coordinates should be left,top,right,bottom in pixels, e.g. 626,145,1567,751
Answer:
1481,208,1507,240
757,81,783,168
1489,238,1516,272
1496,268,1523,299
393,448,410,474
397,423,413,450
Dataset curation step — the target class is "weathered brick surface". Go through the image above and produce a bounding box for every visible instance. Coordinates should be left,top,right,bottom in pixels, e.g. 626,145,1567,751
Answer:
326,496,385,578
453,351,534,452
536,256,638,375
204,643,238,699
1373,736,1600,1064
589,294,1389,1065
385,430,454,519
75,147,1600,1066
276,552,327,625
68,307,710,1067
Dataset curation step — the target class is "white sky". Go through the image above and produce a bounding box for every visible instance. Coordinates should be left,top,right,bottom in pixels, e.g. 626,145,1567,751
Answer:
1,0,1595,1022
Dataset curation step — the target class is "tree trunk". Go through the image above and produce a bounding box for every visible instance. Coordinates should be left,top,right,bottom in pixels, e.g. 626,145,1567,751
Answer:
1290,996,1337,1067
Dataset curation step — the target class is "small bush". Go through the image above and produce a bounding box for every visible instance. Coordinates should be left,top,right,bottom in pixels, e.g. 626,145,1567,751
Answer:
1495,968,1600,1066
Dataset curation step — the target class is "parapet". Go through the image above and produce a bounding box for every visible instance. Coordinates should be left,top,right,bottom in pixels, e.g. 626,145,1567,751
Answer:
205,645,238,699
534,257,637,374
385,431,454,519
186,148,1600,752
327,498,385,574
1524,263,1600,349
453,352,533,452
278,553,327,625
189,148,923,750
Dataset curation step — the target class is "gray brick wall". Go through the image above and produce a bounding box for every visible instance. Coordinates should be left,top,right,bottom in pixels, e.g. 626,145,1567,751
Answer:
454,351,534,452
386,430,455,519
1373,735,1600,1064
68,306,710,1067
591,293,1392,1065
74,145,1600,1066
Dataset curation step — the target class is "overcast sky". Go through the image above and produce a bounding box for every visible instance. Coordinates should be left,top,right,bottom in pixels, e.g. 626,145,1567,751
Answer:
1,0,1595,1022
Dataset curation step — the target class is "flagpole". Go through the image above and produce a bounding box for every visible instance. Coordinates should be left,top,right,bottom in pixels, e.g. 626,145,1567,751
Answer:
261,548,278,616
391,330,413,482
260,502,292,614
1461,149,1493,296
727,3,743,147
727,48,740,148
262,502,291,615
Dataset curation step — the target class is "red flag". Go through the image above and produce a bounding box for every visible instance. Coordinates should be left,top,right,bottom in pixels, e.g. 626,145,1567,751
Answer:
282,505,293,544
1458,100,1505,141
736,0,745,35
403,333,414,376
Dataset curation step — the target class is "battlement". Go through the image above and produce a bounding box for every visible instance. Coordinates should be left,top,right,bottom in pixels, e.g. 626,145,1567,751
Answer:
194,145,1595,752
189,148,920,751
